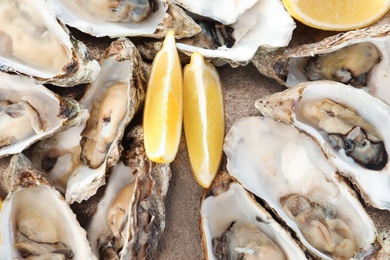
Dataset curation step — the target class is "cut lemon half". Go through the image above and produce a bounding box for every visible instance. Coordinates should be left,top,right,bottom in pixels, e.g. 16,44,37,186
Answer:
183,52,225,188
282,0,390,31
143,30,182,163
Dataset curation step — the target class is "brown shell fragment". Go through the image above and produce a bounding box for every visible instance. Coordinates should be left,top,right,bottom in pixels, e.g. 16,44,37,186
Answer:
121,126,171,259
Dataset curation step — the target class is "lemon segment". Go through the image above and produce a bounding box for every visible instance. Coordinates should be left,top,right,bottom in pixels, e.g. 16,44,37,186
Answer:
143,30,182,163
183,52,225,188
282,0,390,31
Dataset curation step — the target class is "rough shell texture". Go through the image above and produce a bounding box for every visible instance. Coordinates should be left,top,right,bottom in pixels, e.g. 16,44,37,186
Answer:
121,125,171,259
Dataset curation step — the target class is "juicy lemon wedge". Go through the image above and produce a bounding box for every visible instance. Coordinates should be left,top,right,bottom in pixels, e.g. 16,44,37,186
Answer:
143,30,182,163
282,0,390,31
183,52,225,188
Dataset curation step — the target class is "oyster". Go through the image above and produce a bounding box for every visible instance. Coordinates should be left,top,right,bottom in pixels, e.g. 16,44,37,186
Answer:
87,126,171,259
201,172,307,259
255,81,390,210
175,0,295,66
224,116,379,259
31,38,146,203
251,23,390,103
0,153,96,259
0,71,88,158
0,0,100,86
47,0,201,38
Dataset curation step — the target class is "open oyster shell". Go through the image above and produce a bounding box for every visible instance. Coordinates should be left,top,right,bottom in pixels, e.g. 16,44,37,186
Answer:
31,37,146,203
0,0,100,87
0,153,96,259
224,116,379,259
251,23,390,104
0,71,88,158
138,0,295,66
175,0,295,66
47,0,201,38
255,81,390,211
201,171,307,259
87,126,171,259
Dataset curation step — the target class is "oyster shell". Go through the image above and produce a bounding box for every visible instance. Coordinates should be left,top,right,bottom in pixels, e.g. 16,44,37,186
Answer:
201,172,307,259
0,71,88,158
255,81,390,210
47,0,201,38
0,0,100,86
224,116,379,259
171,0,259,25
251,23,390,104
87,126,171,259
175,0,295,66
31,37,146,203
0,153,96,259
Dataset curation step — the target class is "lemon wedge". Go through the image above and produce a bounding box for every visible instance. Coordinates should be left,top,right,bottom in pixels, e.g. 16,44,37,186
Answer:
183,52,225,188
282,0,390,31
143,30,182,163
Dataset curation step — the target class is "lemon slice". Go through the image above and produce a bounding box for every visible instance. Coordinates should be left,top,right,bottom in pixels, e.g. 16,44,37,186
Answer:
143,30,182,163
282,0,390,31
183,52,225,188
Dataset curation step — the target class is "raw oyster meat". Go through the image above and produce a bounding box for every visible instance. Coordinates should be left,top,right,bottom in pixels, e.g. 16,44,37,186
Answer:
256,81,390,210
0,153,96,259
31,37,146,203
201,172,307,259
47,0,201,38
175,0,295,66
0,71,88,158
224,116,379,259
251,23,390,104
0,0,100,86
87,126,171,259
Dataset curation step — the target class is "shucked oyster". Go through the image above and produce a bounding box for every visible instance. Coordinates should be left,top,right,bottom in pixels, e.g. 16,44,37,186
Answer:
224,116,379,259
87,126,171,259
0,71,88,158
138,0,295,66
32,37,146,203
201,172,306,259
0,154,96,259
251,23,390,104
175,0,295,66
256,81,390,210
47,0,201,38
0,0,100,86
